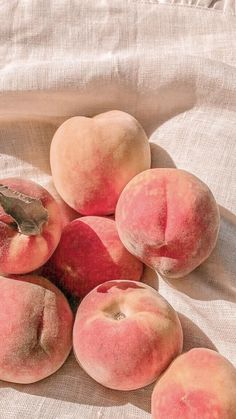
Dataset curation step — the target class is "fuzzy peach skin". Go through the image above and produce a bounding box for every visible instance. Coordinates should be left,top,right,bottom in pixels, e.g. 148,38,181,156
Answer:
50,110,151,215
116,168,220,278
73,280,183,391
44,179,79,228
0,274,73,384
44,216,143,298
152,348,236,419
0,178,62,274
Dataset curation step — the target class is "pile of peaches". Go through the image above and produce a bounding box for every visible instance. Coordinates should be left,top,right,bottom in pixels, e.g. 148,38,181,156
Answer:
0,110,235,418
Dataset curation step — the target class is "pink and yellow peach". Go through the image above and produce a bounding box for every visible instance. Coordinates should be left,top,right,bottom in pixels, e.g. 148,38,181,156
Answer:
152,348,236,419
73,280,183,390
0,274,73,384
116,168,220,278
45,216,143,298
0,178,62,274
50,110,151,215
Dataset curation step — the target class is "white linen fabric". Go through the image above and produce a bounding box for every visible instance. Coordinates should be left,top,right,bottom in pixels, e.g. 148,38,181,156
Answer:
0,1,236,418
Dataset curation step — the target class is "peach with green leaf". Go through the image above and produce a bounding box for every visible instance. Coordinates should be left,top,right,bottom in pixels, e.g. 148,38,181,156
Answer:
0,178,62,274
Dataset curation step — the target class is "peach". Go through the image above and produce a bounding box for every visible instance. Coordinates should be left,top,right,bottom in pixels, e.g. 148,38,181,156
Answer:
116,168,220,278
0,274,73,384
44,180,79,228
44,216,143,298
152,348,236,418
50,110,151,215
73,280,183,390
0,177,62,274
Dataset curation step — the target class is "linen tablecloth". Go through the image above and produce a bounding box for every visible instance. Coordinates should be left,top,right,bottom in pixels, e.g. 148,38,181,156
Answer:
0,1,236,418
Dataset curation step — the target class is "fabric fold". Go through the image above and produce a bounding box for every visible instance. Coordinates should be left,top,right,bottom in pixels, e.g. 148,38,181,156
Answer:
134,0,236,15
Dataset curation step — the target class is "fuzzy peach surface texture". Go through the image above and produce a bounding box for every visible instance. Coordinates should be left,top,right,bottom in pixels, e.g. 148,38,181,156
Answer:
116,168,220,278
73,280,183,391
0,275,73,384
45,216,143,298
50,110,151,215
0,178,62,275
151,348,236,419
